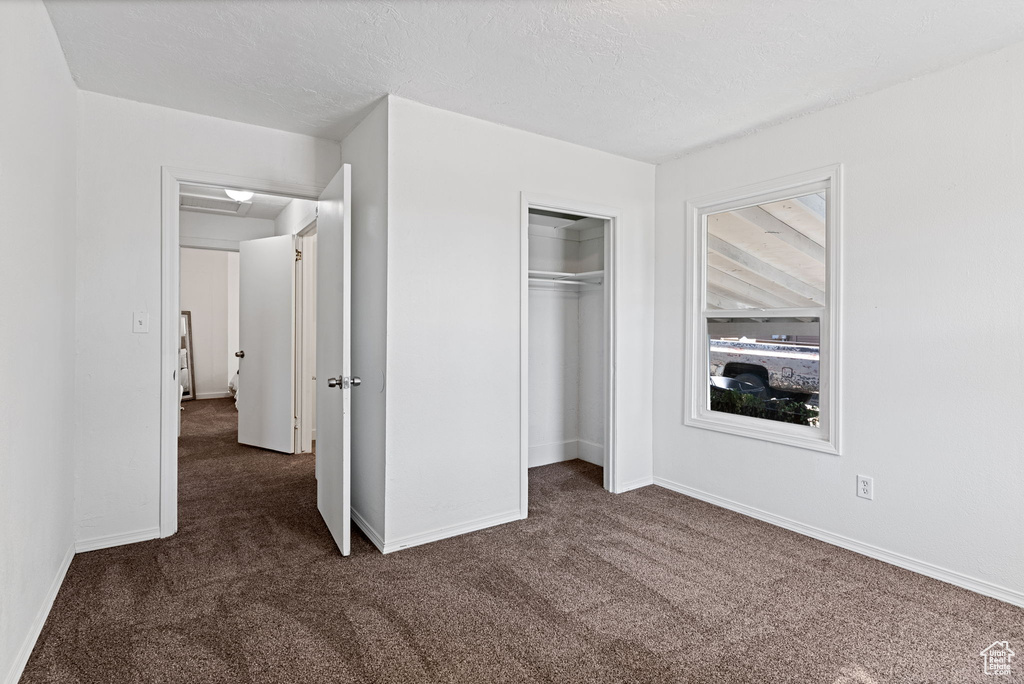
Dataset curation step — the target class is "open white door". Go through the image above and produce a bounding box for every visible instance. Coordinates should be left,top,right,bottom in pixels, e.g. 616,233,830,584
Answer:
237,234,296,453
316,164,354,557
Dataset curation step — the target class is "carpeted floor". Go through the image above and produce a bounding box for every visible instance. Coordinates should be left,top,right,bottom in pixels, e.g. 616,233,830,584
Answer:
21,398,1024,683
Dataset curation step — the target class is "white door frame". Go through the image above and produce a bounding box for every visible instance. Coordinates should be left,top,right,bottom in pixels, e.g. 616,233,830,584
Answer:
519,192,620,518
295,220,317,456
160,167,325,537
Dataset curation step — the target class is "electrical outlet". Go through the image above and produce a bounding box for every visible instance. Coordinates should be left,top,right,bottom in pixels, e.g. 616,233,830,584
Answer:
857,475,874,500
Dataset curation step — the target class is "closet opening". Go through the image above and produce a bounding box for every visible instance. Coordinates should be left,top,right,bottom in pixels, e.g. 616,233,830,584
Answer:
521,198,616,509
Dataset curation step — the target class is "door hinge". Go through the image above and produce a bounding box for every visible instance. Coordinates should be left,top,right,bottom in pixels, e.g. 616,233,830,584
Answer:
294,416,299,429
295,249,302,261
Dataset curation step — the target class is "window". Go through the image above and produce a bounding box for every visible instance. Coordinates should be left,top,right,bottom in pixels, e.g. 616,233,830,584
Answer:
684,166,841,453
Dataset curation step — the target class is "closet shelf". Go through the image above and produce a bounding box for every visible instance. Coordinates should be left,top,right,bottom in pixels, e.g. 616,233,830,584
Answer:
528,269,604,285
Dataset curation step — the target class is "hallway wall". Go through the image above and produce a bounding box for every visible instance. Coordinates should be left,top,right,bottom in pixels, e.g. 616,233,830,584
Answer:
180,248,234,398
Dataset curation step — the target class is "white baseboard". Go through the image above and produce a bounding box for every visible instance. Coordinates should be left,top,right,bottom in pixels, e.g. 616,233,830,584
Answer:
75,527,161,553
4,542,75,684
616,475,654,493
529,440,578,468
577,439,604,467
653,476,1024,608
382,509,522,554
195,391,232,400
350,507,385,553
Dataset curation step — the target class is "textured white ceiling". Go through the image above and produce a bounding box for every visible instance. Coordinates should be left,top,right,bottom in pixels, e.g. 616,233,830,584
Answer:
43,0,1024,162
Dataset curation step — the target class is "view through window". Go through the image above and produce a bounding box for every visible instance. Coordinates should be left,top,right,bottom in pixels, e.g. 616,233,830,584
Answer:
704,191,825,428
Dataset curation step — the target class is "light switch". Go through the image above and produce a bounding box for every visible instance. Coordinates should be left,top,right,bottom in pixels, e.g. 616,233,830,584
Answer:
133,311,149,333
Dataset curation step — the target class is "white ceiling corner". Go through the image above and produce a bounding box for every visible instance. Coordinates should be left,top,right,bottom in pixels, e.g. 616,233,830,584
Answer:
42,0,1024,163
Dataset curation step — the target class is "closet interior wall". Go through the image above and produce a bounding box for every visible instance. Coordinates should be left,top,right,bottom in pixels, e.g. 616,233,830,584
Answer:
528,215,605,469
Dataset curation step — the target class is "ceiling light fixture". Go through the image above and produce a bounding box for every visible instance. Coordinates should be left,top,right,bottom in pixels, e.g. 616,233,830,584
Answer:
225,189,254,202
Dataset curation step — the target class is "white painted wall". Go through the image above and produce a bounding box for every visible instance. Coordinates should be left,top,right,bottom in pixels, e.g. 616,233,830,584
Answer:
0,2,78,682
578,234,604,273
653,41,1024,601
527,231,605,468
75,91,340,547
528,287,580,466
527,227,604,274
341,99,389,543
577,282,604,462
577,233,605,461
297,232,316,449
180,248,233,398
274,198,318,236
528,232,578,272
385,97,655,546
179,211,276,251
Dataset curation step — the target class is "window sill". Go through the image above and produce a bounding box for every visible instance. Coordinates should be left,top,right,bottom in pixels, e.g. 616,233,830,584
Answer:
685,409,839,455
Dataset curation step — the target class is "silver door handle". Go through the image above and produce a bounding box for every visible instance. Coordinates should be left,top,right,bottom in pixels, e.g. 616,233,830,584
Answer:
351,377,361,387
235,351,245,358
327,376,361,389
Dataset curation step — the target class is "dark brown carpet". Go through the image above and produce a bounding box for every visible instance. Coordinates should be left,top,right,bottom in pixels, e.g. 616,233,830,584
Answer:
21,398,1024,683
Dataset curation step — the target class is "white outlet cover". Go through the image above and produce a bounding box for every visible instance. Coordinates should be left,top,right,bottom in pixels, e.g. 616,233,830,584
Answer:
857,475,874,500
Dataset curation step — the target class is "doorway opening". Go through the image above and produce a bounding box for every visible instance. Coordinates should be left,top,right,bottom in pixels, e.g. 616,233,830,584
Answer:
176,181,317,454
520,195,617,513
161,169,326,537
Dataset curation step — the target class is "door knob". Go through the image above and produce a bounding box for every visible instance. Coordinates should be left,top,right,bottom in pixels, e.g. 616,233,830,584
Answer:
235,351,245,358
327,376,361,389
327,377,340,388
351,377,361,387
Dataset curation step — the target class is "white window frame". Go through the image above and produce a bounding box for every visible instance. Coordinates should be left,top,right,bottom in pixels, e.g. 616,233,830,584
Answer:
683,165,842,455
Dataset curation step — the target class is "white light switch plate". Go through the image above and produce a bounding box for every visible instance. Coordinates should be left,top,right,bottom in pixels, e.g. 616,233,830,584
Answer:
133,311,149,333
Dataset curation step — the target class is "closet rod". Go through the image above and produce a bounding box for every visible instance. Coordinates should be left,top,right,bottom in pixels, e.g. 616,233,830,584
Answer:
528,277,602,285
